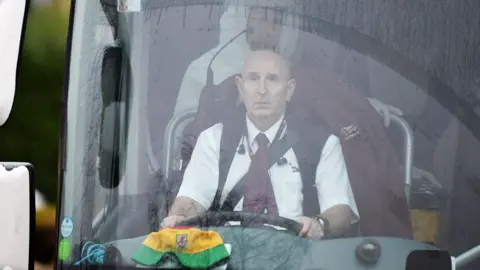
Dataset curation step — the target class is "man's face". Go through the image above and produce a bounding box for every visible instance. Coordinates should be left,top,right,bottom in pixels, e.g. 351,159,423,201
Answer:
246,8,283,50
235,50,296,122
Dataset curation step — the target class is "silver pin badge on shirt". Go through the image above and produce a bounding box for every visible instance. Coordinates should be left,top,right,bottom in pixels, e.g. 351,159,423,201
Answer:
340,124,360,140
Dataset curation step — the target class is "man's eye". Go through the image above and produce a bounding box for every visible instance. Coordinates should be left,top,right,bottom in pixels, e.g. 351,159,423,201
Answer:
267,75,279,82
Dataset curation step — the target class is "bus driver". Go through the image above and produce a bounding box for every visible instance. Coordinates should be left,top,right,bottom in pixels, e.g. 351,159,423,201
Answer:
162,48,359,240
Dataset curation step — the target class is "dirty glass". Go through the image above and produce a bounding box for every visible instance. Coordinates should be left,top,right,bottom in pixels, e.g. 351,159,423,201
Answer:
57,0,480,269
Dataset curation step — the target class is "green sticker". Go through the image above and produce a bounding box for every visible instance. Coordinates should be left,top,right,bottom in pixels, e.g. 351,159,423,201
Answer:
58,238,72,261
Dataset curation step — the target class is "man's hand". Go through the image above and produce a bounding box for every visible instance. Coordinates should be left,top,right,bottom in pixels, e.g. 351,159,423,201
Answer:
161,215,186,228
297,216,324,240
367,97,403,127
163,196,206,229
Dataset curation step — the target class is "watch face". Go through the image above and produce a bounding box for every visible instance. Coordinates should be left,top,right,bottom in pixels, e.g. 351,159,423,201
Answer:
316,217,322,224
317,217,329,230
316,217,324,226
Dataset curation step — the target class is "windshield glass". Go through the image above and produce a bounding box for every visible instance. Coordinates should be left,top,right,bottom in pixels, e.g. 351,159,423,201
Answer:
58,0,479,269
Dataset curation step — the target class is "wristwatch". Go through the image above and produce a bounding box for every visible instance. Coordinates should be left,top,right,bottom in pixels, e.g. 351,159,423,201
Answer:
315,215,330,237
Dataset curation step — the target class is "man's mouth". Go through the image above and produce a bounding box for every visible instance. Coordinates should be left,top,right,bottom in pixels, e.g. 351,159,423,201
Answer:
253,102,270,108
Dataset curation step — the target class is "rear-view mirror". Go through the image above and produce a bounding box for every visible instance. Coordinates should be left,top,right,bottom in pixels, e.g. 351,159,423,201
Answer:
0,0,30,126
98,45,124,189
0,163,35,270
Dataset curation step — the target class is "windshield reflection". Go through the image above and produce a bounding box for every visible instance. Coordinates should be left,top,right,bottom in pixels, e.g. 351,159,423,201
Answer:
59,1,480,269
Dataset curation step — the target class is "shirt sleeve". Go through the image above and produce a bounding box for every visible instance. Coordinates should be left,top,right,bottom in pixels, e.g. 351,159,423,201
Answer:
176,124,221,210
316,134,360,223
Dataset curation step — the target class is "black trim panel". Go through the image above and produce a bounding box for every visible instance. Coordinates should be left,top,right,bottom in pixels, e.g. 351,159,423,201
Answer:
55,0,77,269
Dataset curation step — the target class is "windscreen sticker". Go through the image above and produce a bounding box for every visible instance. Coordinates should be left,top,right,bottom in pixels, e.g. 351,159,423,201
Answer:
60,217,74,238
58,239,71,261
118,0,142,12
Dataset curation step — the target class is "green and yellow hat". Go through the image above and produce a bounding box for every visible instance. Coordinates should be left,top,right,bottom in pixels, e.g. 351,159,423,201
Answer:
131,226,230,268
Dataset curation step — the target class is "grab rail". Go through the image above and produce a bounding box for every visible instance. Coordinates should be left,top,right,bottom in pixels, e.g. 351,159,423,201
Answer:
390,114,414,204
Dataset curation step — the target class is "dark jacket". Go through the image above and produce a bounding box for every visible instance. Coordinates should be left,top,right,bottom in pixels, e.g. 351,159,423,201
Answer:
181,66,413,239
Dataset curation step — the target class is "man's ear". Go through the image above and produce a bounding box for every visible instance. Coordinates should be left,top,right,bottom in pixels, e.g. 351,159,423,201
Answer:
286,78,296,102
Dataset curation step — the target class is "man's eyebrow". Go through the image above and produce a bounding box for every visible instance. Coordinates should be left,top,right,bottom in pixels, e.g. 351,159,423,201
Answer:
243,71,282,79
266,73,280,80
245,71,259,77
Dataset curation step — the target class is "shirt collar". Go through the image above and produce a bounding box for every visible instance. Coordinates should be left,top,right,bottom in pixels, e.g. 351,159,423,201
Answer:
245,114,285,147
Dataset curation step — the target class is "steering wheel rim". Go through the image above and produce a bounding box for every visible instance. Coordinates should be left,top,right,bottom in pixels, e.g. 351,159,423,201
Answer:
176,211,303,235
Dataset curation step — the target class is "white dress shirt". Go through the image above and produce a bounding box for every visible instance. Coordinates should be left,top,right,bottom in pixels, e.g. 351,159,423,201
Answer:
177,115,360,223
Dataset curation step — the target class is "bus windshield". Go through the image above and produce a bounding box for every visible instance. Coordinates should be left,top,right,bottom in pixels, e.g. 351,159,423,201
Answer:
58,0,479,269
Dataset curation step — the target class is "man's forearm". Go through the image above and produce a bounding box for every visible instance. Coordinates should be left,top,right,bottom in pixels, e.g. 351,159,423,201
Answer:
169,196,206,218
321,204,355,237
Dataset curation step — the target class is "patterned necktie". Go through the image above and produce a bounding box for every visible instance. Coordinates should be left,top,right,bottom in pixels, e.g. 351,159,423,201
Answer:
242,133,279,215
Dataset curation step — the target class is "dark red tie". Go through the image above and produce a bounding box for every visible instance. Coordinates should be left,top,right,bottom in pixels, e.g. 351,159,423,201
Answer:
242,133,279,215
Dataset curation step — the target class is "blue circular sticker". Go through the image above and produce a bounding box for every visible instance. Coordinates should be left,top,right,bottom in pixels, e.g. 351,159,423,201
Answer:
60,217,74,238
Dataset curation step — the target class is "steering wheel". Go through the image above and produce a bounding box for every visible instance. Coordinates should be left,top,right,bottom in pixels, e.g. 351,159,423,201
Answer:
176,211,303,235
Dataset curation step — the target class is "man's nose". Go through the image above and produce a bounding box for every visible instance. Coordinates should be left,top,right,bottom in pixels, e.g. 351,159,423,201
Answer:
256,78,268,96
